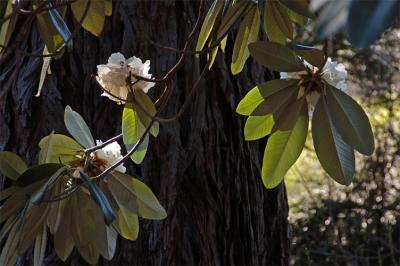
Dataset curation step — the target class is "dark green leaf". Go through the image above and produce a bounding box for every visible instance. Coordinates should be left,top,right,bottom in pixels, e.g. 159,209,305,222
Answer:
312,97,355,185
326,85,374,155
17,163,64,186
264,1,293,44
47,5,72,48
0,0,17,53
35,11,64,53
295,48,325,68
71,189,96,246
278,0,314,18
79,171,116,225
0,152,27,180
216,0,250,40
249,41,305,72
64,105,95,148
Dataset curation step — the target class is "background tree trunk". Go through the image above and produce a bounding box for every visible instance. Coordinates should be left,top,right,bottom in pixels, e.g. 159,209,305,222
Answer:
0,1,289,265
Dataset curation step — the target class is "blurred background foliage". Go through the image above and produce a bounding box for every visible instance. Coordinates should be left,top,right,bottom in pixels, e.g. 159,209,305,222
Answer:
287,26,400,265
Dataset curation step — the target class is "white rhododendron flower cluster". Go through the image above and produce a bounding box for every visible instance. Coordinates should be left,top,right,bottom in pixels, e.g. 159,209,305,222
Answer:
93,140,126,173
96,52,154,104
281,57,348,114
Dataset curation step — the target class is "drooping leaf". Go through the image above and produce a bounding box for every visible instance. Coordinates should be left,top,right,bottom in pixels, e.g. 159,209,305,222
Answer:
113,207,139,241
261,98,308,189
216,0,250,40
0,186,19,201
46,183,64,234
71,189,97,246
133,90,159,137
244,115,274,140
108,171,167,220
122,103,149,164
104,0,113,16
272,95,307,131
47,5,72,48
312,97,355,185
231,6,260,75
33,224,47,266
16,163,64,186
71,0,105,36
236,79,299,115
64,105,95,149
264,1,293,44
278,0,314,18
76,241,100,265
0,221,20,266
39,133,83,164
35,46,52,97
249,41,305,72
54,197,74,262
0,151,27,180
196,0,224,52
79,171,116,225
285,6,308,25
30,166,69,204
326,85,374,155
347,0,400,48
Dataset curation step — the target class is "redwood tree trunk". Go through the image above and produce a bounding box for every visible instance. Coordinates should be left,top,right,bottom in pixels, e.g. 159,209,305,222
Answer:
0,1,289,265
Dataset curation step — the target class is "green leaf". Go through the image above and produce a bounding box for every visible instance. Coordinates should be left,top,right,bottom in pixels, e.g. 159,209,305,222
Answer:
278,0,314,18
0,0,17,53
272,96,307,131
108,171,167,220
244,115,274,140
326,85,374,155
0,186,19,201
133,90,159,137
251,82,299,116
104,0,113,16
231,6,260,75
17,163,64,186
249,41,305,72
286,6,308,25
35,11,64,53
295,47,325,68
122,103,149,164
71,0,105,36
54,198,74,261
64,105,95,149
30,166,69,204
236,79,299,115
47,6,72,48
79,171,116,225
195,0,224,52
113,207,139,241
0,152,27,180
312,97,355,185
39,133,83,164
261,98,308,189
264,1,293,44
76,241,99,265
71,189,97,246
216,0,250,40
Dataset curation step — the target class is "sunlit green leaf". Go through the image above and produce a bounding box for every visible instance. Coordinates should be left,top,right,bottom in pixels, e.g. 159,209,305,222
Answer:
244,115,274,140
249,41,305,71
312,97,355,185
133,90,159,137
236,79,299,115
261,98,308,189
231,6,260,74
326,85,374,155
113,207,139,241
122,103,149,164
0,151,27,180
196,0,224,52
64,105,95,149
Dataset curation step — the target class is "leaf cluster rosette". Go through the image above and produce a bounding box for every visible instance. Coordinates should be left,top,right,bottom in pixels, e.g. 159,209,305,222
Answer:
237,40,374,189
0,106,166,265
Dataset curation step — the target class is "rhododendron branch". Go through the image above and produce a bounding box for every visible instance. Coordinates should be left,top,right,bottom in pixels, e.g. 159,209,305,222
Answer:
84,133,123,154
